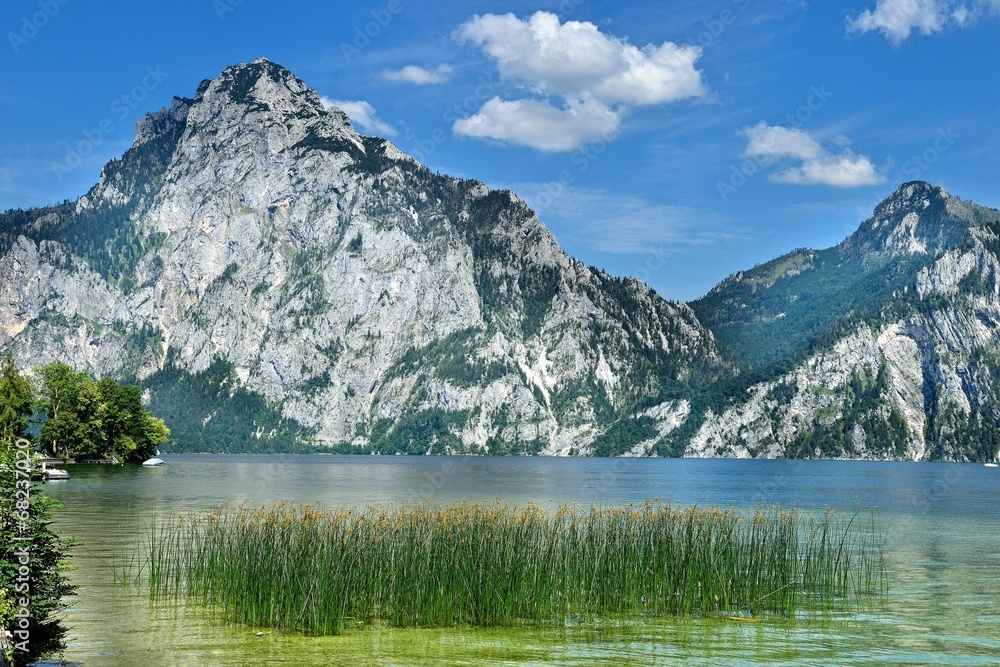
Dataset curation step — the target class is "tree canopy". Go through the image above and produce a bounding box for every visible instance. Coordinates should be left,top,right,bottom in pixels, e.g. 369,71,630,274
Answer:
0,353,33,445
35,361,169,462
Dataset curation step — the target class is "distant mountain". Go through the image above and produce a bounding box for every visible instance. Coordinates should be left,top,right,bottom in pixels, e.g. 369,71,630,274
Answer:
0,59,723,455
689,182,1000,461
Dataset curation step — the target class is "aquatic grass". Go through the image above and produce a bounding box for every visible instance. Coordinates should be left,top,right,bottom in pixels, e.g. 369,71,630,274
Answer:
107,543,150,587
147,500,886,634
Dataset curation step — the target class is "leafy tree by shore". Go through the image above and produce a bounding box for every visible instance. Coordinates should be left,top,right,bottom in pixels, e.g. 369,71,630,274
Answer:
0,354,33,446
36,361,169,462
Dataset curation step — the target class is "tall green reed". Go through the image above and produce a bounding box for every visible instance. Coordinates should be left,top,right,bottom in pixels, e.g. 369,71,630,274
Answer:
147,500,886,634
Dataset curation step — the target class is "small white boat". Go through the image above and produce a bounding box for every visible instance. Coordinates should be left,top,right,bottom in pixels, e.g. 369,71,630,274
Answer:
142,458,165,467
41,462,70,480
985,462,998,468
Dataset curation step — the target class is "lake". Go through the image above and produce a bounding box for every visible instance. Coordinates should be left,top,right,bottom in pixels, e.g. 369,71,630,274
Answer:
40,455,1000,666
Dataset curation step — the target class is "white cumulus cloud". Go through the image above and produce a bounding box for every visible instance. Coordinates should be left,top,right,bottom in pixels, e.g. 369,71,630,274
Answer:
742,122,885,188
848,0,1000,43
320,97,397,137
771,153,886,187
742,124,823,161
382,64,454,85
453,97,621,152
456,11,706,105
452,11,706,152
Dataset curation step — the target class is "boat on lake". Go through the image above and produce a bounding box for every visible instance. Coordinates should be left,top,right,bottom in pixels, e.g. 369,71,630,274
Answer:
41,461,70,480
142,458,165,467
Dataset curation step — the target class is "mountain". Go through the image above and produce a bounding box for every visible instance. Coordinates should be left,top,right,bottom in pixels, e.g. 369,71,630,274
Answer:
689,182,1000,461
3,60,998,461
0,59,723,455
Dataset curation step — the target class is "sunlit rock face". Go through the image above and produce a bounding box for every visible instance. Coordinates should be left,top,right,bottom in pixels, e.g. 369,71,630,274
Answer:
689,182,1000,461
0,59,722,454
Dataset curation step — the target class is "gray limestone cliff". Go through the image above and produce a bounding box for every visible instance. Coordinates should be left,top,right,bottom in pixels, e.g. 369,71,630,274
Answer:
686,182,1000,461
0,59,722,454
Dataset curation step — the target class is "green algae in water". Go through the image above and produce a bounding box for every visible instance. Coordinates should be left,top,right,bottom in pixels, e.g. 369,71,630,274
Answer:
146,500,886,635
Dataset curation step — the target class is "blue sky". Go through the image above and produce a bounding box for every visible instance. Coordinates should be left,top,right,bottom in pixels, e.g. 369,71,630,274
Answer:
2,0,998,301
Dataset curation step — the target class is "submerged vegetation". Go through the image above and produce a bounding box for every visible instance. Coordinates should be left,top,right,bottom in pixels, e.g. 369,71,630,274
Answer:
148,500,885,635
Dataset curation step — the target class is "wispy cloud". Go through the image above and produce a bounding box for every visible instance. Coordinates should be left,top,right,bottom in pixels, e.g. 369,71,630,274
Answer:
320,97,397,137
741,123,885,188
514,184,746,255
848,0,1000,44
452,11,707,152
382,64,454,85
0,165,43,202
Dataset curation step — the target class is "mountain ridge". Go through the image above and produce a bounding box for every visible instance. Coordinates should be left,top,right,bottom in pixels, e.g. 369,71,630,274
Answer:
692,181,999,369
1,58,723,456
688,181,1000,461
2,58,999,461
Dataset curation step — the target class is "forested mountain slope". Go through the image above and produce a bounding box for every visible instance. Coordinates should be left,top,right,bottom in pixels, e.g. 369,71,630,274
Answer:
686,182,1000,461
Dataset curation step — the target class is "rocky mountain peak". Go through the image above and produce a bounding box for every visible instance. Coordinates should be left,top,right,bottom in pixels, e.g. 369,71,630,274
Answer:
0,58,729,455
215,58,309,101
132,96,192,148
182,58,362,162
844,181,963,257
198,58,335,123
872,181,949,221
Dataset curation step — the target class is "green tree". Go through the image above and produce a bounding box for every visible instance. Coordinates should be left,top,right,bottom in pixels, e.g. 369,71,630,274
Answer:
96,378,168,461
96,376,127,457
36,363,169,462
135,412,169,460
0,353,33,445
0,442,76,663
0,358,75,663
36,362,102,459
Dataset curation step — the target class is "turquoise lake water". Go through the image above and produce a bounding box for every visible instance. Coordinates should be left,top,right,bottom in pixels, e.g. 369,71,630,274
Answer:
39,455,1000,666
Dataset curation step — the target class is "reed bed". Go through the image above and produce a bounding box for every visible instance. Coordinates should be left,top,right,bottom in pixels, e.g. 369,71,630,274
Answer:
147,500,885,634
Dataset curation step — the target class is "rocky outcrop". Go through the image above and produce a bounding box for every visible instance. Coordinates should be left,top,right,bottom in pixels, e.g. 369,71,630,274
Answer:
684,184,1000,461
0,59,722,454
132,96,192,148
